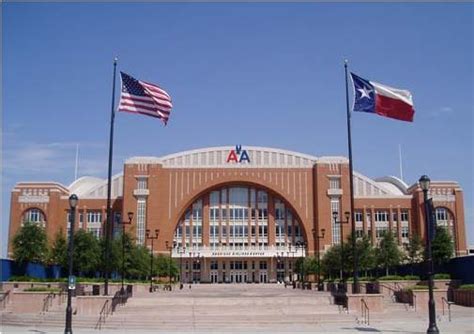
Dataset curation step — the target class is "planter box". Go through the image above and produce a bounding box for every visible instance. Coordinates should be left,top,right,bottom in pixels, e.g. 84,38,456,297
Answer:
452,289,474,307
411,289,448,311
9,291,64,313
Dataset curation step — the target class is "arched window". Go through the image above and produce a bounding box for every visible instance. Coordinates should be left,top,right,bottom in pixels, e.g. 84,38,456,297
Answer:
434,207,455,240
22,208,46,225
173,186,305,251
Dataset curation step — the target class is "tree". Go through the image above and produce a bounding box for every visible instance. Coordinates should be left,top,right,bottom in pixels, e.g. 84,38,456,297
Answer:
154,254,178,279
12,222,48,265
73,230,101,276
128,245,151,279
49,228,68,268
431,226,454,266
405,233,423,274
321,244,350,280
375,231,402,276
346,234,376,277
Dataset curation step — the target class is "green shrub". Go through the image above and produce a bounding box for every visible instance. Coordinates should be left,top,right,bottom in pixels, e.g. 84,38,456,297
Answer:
23,287,61,292
8,276,43,282
403,275,420,281
458,284,474,290
378,275,404,281
434,273,451,280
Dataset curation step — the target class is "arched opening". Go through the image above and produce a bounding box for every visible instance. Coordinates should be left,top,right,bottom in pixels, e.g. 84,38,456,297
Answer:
172,184,307,284
434,206,456,248
22,208,47,227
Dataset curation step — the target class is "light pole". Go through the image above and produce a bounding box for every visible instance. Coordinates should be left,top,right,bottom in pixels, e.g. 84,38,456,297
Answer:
313,228,326,291
295,241,306,284
120,212,134,297
65,194,78,334
274,253,282,283
287,244,296,283
189,252,202,284
178,246,186,289
333,211,350,284
419,175,439,334
146,229,159,293
165,241,176,289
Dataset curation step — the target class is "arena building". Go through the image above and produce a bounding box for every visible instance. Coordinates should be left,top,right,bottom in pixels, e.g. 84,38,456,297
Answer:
8,145,467,283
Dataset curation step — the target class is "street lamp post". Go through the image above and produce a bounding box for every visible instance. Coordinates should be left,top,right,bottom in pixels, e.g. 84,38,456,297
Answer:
146,229,160,293
287,244,297,284
333,211,350,285
295,241,306,285
120,212,134,297
165,241,176,289
419,175,439,334
178,246,186,289
274,253,282,283
189,252,202,284
65,194,78,334
313,228,326,291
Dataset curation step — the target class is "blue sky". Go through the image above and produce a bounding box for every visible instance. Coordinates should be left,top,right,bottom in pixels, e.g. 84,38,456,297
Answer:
2,3,473,257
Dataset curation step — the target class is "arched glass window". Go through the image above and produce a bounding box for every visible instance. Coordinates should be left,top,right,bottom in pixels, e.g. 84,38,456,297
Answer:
22,208,46,225
173,186,304,251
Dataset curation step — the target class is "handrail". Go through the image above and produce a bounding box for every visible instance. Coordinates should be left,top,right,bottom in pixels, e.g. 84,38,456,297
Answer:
441,297,452,322
0,290,11,309
360,298,370,325
95,299,111,330
378,283,398,302
41,293,54,314
412,293,417,312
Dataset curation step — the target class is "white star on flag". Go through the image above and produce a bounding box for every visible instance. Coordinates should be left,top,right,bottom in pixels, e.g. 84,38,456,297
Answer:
357,86,372,99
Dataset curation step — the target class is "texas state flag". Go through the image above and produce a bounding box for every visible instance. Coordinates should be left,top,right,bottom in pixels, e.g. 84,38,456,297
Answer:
350,72,415,122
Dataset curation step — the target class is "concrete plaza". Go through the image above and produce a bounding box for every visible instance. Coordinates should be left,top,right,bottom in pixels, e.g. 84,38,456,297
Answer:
1,284,473,333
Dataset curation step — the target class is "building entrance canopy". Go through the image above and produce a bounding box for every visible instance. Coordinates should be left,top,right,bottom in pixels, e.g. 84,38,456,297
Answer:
172,246,306,258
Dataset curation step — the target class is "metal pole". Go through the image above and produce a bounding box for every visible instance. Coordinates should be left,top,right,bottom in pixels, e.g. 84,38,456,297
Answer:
344,60,359,294
423,187,439,334
121,224,125,296
104,57,118,296
65,195,77,334
149,238,154,293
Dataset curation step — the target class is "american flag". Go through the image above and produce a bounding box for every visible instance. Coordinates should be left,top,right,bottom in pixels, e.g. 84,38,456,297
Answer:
118,72,173,125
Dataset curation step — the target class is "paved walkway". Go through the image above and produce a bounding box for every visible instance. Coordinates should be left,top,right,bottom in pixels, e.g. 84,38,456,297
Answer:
2,284,473,333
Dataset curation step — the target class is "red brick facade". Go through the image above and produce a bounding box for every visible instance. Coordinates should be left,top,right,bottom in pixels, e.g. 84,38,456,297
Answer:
8,146,467,282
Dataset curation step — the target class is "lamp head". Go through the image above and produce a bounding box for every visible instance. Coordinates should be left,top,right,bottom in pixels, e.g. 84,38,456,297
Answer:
146,229,150,238
155,229,160,237
419,175,431,191
127,211,134,222
69,194,78,209
321,228,326,238
344,211,350,221
332,211,338,220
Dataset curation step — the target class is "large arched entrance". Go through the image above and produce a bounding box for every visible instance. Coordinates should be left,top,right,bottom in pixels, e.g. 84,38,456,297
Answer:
171,185,307,284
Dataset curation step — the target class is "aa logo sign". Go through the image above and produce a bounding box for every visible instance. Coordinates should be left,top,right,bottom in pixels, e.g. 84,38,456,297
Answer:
226,145,251,164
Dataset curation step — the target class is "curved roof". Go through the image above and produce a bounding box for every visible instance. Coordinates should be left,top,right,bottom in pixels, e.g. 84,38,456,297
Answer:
374,176,409,195
68,173,123,199
127,146,320,168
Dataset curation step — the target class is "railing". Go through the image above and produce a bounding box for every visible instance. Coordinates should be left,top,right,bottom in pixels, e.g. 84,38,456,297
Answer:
441,297,453,322
41,293,54,314
0,290,11,310
378,283,398,302
95,290,131,330
412,293,417,312
95,300,111,330
360,298,370,326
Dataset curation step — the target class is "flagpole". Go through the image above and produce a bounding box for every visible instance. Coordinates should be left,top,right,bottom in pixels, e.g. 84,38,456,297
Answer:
344,59,359,294
398,144,404,182
104,57,118,296
74,144,79,181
